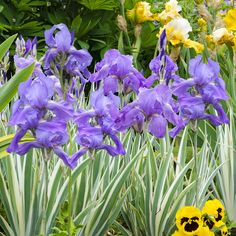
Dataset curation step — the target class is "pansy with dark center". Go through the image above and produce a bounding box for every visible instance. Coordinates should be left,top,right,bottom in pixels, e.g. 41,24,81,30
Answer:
202,199,226,232
176,206,203,235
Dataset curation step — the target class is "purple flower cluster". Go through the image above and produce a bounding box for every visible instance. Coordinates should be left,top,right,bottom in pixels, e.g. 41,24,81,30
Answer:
172,55,229,129
71,88,126,167
44,23,92,89
7,25,229,169
7,73,74,167
90,49,145,95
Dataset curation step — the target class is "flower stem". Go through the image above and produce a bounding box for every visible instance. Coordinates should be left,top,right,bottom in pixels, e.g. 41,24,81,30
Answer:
133,25,142,68
120,1,132,49
67,168,72,236
193,120,198,207
43,154,49,236
154,39,159,58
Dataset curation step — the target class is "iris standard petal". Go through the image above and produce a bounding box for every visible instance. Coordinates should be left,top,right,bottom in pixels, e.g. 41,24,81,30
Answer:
148,115,167,138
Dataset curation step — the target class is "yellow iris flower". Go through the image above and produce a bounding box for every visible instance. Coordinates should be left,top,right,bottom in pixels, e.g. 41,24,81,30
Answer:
127,1,159,24
224,8,236,31
162,18,204,53
158,0,182,24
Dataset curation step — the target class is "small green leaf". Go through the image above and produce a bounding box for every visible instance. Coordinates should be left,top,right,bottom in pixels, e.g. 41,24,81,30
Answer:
0,34,17,61
0,133,34,159
77,0,118,10
0,62,35,112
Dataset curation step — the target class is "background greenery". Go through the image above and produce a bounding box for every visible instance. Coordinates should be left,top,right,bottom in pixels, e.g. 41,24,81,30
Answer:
0,0,236,235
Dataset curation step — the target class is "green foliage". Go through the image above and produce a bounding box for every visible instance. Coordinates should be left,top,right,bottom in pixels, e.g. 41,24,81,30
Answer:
0,62,34,112
77,0,118,11
0,34,17,61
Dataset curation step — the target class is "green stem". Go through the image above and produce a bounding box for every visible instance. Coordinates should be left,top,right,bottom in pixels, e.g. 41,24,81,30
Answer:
193,120,198,207
68,168,72,236
43,154,49,236
133,25,142,69
120,1,132,48
232,50,236,101
154,39,159,58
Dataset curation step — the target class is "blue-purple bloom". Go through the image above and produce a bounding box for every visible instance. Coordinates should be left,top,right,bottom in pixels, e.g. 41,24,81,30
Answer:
71,88,125,167
90,49,146,95
14,36,42,76
44,23,92,86
7,73,74,167
146,30,178,87
171,55,229,134
116,84,184,138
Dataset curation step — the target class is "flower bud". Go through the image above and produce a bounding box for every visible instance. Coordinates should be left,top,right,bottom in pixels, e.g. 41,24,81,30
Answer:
170,47,180,61
197,4,213,22
117,15,127,32
134,24,142,38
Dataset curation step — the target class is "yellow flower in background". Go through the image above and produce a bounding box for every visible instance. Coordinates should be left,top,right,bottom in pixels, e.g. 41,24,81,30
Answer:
184,39,204,53
161,17,203,53
164,17,192,45
224,8,236,31
233,35,236,49
176,206,203,235
158,0,182,24
127,1,159,24
211,28,234,45
198,18,207,32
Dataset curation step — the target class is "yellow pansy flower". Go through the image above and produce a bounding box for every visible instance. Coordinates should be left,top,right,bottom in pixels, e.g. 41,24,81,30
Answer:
198,226,215,236
172,226,214,236
202,199,225,231
220,225,229,236
127,1,159,24
202,199,225,222
172,230,188,236
176,206,203,235
224,8,236,31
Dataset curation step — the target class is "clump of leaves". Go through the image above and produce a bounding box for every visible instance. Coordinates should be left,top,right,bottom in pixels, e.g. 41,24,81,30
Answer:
49,201,83,236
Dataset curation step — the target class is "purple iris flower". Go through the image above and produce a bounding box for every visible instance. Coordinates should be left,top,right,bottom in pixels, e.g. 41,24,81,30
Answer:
71,88,125,167
146,55,178,87
89,49,145,95
7,73,74,167
14,36,42,76
171,55,229,134
117,84,184,138
44,23,92,84
146,30,179,87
